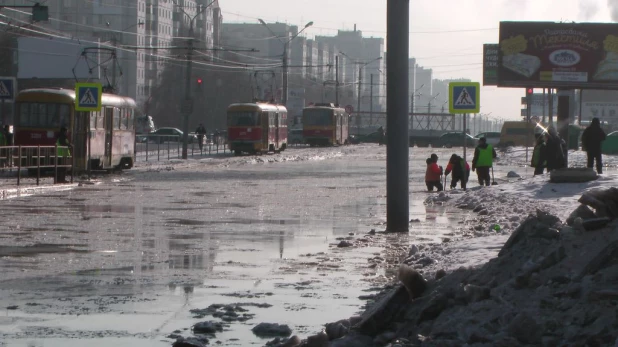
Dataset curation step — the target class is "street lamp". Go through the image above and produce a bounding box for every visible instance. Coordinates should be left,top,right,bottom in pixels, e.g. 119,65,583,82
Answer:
427,93,440,114
411,83,423,113
174,0,216,159
258,19,313,106
441,100,448,113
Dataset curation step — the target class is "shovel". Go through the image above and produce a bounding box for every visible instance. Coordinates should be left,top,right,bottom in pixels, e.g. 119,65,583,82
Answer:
491,166,498,186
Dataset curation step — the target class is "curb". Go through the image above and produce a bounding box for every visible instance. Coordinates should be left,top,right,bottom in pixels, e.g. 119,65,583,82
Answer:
0,183,80,200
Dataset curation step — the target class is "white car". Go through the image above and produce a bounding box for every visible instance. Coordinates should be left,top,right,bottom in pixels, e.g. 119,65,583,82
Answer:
474,132,501,146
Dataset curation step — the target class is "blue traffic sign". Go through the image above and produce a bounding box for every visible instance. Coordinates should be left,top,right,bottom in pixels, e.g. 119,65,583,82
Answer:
0,77,16,101
449,82,480,114
75,83,102,111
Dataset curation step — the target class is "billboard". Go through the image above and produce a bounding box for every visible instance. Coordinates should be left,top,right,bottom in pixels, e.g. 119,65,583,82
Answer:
287,88,305,119
18,36,100,79
582,101,618,124
483,44,499,86
498,22,618,89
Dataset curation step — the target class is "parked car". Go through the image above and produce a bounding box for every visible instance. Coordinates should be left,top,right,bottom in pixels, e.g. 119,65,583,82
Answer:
349,131,385,144
602,131,618,155
437,132,476,148
474,132,501,146
150,127,197,144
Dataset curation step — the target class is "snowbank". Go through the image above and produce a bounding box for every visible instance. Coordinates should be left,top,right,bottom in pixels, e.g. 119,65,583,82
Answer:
285,172,618,347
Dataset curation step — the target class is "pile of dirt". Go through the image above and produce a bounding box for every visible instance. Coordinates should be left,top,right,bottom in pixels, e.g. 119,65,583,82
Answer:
279,187,618,347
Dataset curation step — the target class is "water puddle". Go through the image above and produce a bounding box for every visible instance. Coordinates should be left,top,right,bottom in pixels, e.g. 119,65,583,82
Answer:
0,147,479,346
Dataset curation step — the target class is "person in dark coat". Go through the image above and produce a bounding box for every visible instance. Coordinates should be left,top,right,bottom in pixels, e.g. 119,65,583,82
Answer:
55,127,72,184
581,117,606,174
544,127,565,172
531,134,547,175
444,154,470,190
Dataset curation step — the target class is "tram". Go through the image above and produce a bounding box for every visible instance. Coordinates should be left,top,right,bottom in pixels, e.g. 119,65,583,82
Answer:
14,88,137,171
302,103,348,146
227,102,288,155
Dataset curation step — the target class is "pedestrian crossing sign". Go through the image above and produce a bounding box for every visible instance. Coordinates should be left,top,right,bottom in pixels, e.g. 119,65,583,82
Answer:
75,83,102,111
0,77,16,101
449,82,480,114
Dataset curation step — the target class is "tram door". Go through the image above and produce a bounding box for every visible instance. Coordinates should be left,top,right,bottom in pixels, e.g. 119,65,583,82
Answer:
73,111,88,171
275,112,280,148
104,107,113,168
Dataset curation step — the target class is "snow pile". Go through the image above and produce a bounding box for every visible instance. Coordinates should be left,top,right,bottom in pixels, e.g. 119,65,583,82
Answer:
307,193,618,346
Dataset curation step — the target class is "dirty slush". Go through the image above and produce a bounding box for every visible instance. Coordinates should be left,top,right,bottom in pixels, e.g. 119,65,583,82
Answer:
258,188,618,347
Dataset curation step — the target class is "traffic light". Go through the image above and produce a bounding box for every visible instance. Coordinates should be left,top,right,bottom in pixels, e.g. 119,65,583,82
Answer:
196,78,203,91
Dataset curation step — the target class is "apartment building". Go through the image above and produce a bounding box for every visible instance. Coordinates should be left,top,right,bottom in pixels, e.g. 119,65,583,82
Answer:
5,0,220,109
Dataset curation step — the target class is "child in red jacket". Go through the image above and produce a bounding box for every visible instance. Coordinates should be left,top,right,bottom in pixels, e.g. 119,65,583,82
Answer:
425,154,443,191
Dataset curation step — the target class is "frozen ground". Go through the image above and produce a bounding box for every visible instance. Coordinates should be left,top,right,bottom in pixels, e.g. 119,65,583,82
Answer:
0,144,615,346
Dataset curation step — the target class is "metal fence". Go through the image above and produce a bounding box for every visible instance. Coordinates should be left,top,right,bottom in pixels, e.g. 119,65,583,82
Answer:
135,134,229,162
0,145,74,185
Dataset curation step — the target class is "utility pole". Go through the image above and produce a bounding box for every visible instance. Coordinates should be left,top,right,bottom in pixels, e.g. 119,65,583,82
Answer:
386,0,409,232
370,73,374,126
176,0,212,159
259,20,313,106
357,64,362,135
548,88,554,125
110,35,120,94
181,22,195,160
282,41,288,105
542,88,546,124
335,55,339,106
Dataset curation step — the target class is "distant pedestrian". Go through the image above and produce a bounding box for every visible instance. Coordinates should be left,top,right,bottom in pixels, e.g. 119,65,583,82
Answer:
3,125,12,146
55,127,71,184
195,123,206,151
472,137,497,186
531,134,547,175
425,154,443,192
444,153,470,190
544,127,565,172
581,117,606,174
0,126,6,146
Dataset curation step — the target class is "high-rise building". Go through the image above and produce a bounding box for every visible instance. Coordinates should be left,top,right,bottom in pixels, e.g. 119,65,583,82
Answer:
5,0,220,110
316,29,385,112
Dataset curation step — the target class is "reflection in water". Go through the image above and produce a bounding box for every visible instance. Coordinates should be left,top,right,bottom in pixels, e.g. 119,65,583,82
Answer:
279,230,284,259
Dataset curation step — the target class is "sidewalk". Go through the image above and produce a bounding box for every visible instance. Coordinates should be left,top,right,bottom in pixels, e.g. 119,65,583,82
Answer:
0,169,78,200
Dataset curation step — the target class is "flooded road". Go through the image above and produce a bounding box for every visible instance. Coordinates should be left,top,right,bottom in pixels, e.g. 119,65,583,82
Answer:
0,145,536,346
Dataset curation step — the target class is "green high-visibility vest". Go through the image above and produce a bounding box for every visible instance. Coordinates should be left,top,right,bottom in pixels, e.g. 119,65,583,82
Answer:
476,145,493,167
56,139,71,157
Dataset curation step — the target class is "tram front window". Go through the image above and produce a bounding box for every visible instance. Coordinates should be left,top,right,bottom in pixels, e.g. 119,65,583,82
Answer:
17,102,70,128
303,109,332,126
228,111,259,126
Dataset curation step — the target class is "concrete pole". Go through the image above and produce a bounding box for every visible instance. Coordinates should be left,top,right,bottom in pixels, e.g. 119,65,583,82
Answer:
370,73,374,126
112,35,117,93
548,88,554,125
335,55,339,106
463,114,467,163
386,0,409,232
542,88,546,124
282,42,288,106
557,89,570,166
182,21,194,160
356,65,362,135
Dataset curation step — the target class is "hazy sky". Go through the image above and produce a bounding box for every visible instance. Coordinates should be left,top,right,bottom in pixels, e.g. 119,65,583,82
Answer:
221,0,615,122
